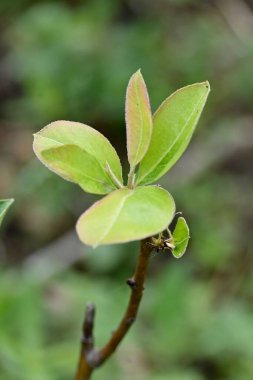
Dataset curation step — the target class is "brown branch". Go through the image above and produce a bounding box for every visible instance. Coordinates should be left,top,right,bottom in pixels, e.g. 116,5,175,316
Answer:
99,238,151,363
75,304,95,380
83,304,95,352
75,238,152,380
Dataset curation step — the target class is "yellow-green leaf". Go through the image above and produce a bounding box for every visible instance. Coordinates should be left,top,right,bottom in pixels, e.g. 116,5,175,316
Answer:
126,70,152,167
76,186,175,247
172,217,190,259
0,199,14,227
42,145,116,194
137,82,210,185
33,120,123,194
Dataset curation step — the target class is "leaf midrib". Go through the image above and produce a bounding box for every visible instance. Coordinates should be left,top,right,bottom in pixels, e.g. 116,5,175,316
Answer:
94,190,133,246
132,75,144,166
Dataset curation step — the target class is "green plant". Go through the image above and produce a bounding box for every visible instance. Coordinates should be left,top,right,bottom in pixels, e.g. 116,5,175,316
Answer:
0,199,14,227
33,70,210,379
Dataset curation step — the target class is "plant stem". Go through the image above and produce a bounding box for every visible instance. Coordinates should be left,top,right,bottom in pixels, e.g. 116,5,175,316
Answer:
75,304,95,380
127,166,136,188
75,238,152,380
99,238,152,362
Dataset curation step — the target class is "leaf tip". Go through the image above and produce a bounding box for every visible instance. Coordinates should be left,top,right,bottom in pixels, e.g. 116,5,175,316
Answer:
130,68,143,81
2,198,15,208
203,80,211,92
0,198,14,226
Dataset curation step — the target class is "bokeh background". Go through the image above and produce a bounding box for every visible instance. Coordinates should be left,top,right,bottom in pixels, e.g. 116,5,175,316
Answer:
0,1,253,379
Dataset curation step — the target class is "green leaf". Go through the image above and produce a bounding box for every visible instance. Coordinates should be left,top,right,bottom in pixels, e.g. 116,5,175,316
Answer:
137,82,210,185
0,199,14,227
76,186,175,247
126,70,153,167
171,217,190,258
33,120,123,194
42,145,116,194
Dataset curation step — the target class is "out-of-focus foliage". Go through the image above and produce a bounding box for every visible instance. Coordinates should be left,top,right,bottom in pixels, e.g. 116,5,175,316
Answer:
0,1,219,124
0,0,253,379
1,257,253,380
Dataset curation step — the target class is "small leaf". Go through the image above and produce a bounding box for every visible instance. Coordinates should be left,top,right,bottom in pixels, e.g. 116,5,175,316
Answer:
126,70,153,167
0,199,14,227
137,82,210,185
42,145,115,194
171,217,190,258
76,186,175,247
33,120,123,194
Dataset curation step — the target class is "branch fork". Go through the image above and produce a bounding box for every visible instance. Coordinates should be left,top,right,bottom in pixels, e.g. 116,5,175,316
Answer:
75,238,152,380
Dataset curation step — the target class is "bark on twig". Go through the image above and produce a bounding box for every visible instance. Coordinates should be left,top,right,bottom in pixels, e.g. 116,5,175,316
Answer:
75,304,95,380
75,238,152,380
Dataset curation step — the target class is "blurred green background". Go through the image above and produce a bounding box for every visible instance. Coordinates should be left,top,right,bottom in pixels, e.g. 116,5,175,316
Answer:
0,0,253,379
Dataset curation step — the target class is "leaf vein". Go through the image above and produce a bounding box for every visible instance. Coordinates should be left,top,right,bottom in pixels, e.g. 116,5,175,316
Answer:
132,75,144,165
95,191,133,245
